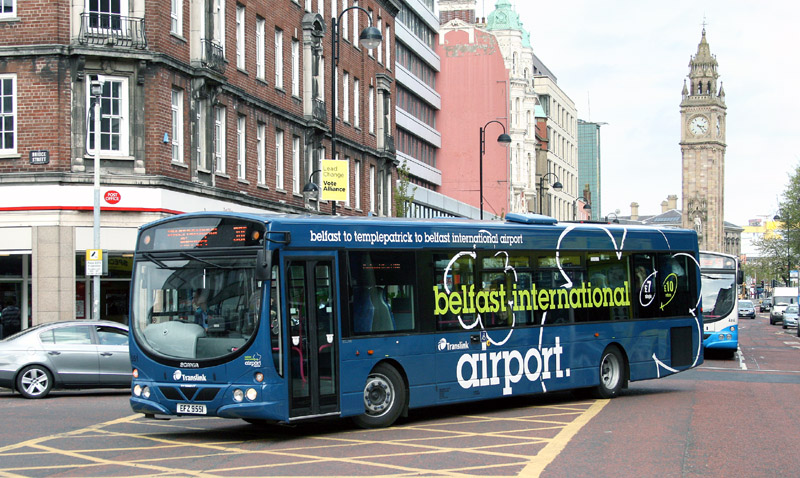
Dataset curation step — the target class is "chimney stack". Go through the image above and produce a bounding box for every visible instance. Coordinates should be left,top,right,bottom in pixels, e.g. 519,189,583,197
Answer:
661,200,668,213
630,202,639,221
667,194,678,210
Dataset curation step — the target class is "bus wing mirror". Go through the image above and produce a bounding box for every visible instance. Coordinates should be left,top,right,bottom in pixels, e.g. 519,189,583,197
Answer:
737,270,744,285
255,249,271,281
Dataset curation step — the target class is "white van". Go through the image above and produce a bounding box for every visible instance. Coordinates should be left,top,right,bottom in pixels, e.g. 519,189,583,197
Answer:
769,287,799,325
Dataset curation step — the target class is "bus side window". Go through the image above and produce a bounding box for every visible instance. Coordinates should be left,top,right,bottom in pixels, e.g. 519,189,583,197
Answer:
432,252,476,331
349,251,417,334
586,254,631,322
658,254,696,317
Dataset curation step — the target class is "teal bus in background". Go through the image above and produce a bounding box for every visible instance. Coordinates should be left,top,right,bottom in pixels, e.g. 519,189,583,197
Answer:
128,212,703,428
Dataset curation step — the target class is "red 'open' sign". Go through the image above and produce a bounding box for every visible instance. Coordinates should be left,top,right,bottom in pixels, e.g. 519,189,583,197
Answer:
104,190,121,204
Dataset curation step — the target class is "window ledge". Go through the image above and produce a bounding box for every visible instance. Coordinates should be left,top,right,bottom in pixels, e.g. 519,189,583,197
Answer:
84,154,135,161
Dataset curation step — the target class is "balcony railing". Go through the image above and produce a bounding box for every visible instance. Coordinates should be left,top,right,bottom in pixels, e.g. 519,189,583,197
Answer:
78,13,147,49
312,98,326,124
383,134,395,155
201,39,226,73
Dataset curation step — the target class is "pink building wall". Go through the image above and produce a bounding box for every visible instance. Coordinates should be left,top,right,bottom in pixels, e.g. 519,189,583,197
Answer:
437,29,511,218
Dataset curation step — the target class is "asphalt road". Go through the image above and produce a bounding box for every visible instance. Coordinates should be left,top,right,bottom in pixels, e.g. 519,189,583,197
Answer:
1,312,798,477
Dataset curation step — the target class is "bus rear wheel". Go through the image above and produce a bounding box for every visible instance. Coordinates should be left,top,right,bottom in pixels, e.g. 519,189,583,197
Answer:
593,346,625,399
352,363,406,429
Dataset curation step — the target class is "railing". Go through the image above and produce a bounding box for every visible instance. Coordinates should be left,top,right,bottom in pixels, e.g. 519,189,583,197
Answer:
78,13,147,49
312,98,326,124
383,134,395,154
201,39,226,73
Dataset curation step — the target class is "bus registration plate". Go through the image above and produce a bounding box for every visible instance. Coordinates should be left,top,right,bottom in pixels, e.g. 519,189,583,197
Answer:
177,403,207,415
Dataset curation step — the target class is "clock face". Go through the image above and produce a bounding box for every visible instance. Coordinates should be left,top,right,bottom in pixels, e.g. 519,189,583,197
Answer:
689,116,709,136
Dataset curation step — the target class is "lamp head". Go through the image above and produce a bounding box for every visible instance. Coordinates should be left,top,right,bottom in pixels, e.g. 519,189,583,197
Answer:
359,26,383,50
583,203,592,210
89,75,104,97
552,181,563,191
302,181,320,203
497,133,512,147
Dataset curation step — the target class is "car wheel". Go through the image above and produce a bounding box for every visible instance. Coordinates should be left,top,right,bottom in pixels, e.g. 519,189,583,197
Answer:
352,363,407,429
593,346,626,399
16,365,53,399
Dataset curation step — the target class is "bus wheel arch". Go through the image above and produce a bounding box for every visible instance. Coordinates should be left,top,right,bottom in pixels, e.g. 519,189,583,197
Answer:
351,361,408,429
593,344,628,399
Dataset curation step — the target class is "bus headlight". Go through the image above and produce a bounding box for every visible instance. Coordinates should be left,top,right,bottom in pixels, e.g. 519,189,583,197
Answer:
133,384,142,397
142,386,151,399
719,334,725,340
246,388,258,401
233,389,244,402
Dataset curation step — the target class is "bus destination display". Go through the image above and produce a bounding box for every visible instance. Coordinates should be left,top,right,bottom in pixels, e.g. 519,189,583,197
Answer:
139,218,264,250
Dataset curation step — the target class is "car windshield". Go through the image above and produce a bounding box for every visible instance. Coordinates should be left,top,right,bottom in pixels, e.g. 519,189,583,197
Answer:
786,305,798,314
740,301,753,307
131,255,262,362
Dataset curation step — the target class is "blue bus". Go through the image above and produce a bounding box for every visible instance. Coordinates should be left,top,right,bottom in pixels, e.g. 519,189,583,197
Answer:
699,251,741,356
129,212,703,428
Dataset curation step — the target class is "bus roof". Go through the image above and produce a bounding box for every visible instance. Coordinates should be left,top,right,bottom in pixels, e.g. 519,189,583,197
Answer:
138,211,700,253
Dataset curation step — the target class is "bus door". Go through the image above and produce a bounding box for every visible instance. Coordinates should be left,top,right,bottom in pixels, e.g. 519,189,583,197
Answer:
284,256,339,418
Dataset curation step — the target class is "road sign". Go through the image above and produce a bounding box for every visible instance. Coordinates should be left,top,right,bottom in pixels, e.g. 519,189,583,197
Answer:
86,249,103,276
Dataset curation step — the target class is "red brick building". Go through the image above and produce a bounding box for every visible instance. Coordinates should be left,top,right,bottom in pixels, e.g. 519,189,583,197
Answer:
0,0,398,327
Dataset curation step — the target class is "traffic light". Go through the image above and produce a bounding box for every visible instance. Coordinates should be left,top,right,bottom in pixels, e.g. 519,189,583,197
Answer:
761,280,765,288
772,279,778,288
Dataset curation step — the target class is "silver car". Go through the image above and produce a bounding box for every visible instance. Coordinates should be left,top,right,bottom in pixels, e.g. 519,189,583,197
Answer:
783,305,799,329
0,320,130,398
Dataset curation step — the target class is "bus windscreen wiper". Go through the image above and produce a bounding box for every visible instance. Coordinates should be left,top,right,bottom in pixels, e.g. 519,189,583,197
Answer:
180,252,235,269
142,253,170,269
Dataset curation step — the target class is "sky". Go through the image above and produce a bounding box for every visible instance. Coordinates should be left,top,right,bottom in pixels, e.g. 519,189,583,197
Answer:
475,1,800,226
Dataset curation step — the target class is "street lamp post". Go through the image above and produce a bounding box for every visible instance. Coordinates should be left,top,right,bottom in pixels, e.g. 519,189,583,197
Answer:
330,7,382,216
89,76,104,321
478,120,511,220
573,196,591,220
538,172,563,216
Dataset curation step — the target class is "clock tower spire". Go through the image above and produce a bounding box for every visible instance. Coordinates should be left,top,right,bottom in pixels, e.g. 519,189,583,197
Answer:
680,27,727,252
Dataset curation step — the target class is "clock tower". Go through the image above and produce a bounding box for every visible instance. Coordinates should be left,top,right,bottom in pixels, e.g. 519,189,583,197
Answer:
680,28,727,252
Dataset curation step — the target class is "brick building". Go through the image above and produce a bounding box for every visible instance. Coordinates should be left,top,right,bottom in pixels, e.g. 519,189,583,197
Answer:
0,0,399,328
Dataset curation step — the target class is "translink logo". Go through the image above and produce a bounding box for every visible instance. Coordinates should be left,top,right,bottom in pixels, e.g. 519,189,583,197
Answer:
438,338,469,351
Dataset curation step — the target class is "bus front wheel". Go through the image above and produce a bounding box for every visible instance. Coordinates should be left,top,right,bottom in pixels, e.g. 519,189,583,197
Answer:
352,363,406,429
593,346,625,399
